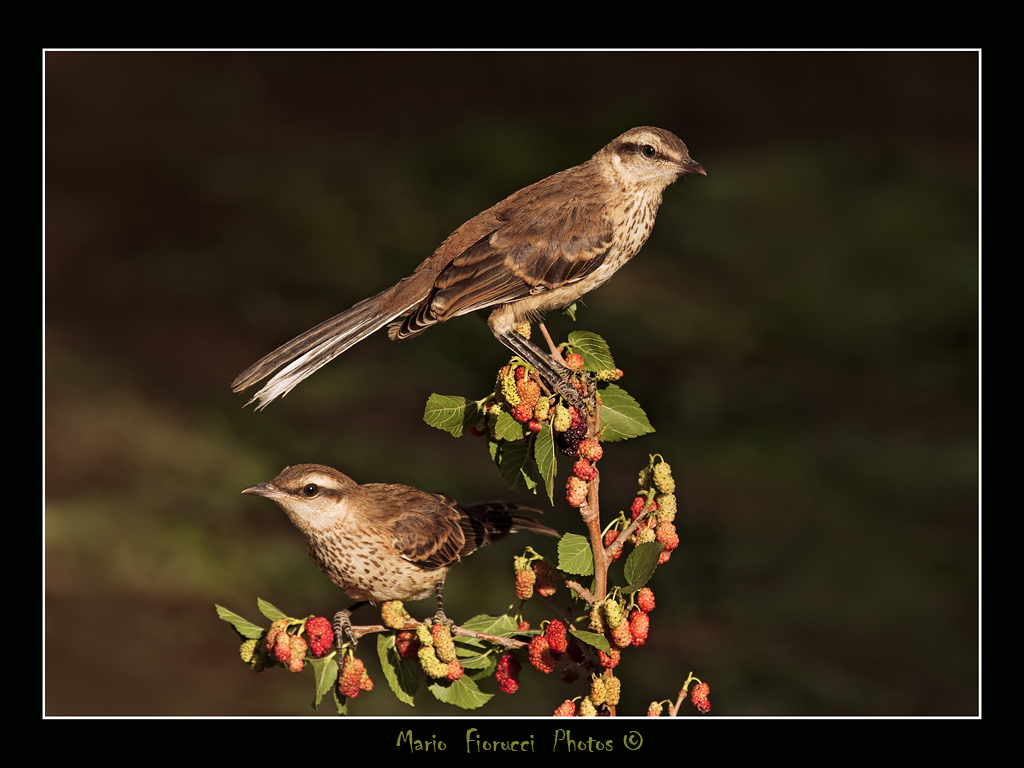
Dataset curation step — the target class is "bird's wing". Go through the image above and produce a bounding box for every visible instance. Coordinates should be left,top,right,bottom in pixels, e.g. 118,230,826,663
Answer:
422,178,616,323
383,491,468,571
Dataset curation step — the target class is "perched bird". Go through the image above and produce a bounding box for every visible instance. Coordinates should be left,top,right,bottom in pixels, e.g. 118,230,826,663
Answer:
232,126,705,410
242,463,557,646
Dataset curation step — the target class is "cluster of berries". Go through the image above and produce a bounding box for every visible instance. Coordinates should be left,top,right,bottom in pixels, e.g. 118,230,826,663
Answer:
415,622,464,682
565,437,603,507
513,557,561,601
589,587,655,654
604,458,679,565
527,619,568,675
338,655,374,699
247,618,307,674
482,363,554,436
553,672,621,717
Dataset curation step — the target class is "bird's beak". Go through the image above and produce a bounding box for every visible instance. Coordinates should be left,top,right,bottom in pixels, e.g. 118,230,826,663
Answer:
681,158,706,176
242,482,285,499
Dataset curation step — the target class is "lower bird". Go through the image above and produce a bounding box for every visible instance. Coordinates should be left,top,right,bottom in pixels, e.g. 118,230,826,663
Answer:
242,463,558,648
232,126,705,410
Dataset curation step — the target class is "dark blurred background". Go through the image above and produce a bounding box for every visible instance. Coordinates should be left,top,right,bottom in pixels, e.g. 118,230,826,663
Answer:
44,51,978,716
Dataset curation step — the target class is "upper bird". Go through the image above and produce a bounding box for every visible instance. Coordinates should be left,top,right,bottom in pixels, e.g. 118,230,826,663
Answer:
242,463,558,644
232,127,705,409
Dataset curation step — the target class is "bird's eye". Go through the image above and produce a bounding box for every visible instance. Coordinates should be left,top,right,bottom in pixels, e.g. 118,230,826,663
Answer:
303,483,320,497
640,144,657,159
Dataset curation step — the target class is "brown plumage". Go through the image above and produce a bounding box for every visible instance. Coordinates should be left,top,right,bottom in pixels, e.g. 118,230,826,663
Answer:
232,127,705,410
242,463,558,644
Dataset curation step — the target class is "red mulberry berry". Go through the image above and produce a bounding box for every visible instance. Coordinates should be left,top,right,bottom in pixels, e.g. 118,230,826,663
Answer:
598,648,620,669
273,632,292,663
629,609,650,647
430,623,457,663
656,520,679,551
265,618,289,651
573,459,597,481
446,660,464,681
528,635,557,674
395,630,420,660
647,701,663,717
511,402,535,423
577,439,603,462
495,653,521,694
304,616,334,658
545,620,568,654
566,475,588,507
691,681,711,714
553,699,576,716
565,353,584,370
637,587,655,613
603,528,623,562
338,656,366,699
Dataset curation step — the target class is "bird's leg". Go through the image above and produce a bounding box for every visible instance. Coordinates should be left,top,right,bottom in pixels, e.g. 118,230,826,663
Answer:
333,601,367,654
499,331,590,412
430,580,456,629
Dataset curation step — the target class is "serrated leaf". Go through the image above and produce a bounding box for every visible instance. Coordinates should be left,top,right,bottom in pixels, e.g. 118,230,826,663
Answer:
310,656,339,709
567,330,615,371
377,633,418,707
597,383,655,442
569,629,611,654
557,533,594,576
256,598,287,622
492,410,525,442
498,440,539,493
428,673,492,710
423,394,481,437
533,421,557,505
461,614,520,636
215,605,264,639
623,541,665,589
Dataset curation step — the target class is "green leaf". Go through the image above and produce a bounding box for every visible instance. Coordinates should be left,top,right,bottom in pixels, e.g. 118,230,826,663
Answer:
256,598,287,622
428,673,492,710
569,629,611,654
567,330,615,371
597,384,655,442
623,541,665,589
560,302,578,321
377,633,418,707
461,614,519,636
492,410,525,442
423,394,482,437
557,533,594,576
215,605,264,639
310,656,339,709
498,441,538,493
533,422,557,505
